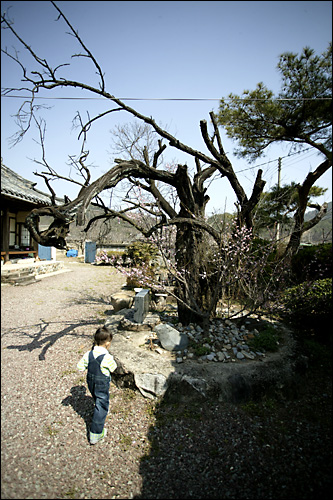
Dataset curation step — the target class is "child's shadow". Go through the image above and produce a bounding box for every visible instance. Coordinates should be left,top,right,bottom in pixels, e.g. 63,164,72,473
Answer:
61,386,95,441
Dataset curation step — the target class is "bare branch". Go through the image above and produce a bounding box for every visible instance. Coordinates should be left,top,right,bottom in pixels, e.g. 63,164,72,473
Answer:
33,172,57,205
28,113,90,192
77,108,123,140
51,1,105,91
152,141,167,169
209,111,224,153
4,3,311,325
195,157,201,174
148,180,178,219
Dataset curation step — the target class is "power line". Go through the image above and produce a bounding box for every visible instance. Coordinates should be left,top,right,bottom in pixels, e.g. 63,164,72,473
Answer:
1,92,331,102
234,147,314,174
282,150,319,169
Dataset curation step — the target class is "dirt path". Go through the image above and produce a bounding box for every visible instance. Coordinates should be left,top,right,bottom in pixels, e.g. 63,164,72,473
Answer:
1,262,153,499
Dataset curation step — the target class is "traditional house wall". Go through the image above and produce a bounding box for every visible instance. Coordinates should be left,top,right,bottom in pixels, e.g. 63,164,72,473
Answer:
1,160,63,262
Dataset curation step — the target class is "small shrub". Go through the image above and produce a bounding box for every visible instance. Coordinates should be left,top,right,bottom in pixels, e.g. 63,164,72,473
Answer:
303,339,332,367
291,243,332,283
45,424,59,436
60,368,76,377
123,388,136,400
194,345,211,356
122,241,158,266
95,250,110,265
108,250,125,265
126,272,143,289
281,278,332,325
248,325,280,352
241,397,277,416
64,486,79,499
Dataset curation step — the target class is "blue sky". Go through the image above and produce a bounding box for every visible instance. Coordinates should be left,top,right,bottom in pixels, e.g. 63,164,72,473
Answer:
1,1,332,214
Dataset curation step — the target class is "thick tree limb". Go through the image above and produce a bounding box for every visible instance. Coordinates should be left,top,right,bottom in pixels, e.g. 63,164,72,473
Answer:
24,206,74,249
303,202,328,232
23,158,183,246
284,158,331,260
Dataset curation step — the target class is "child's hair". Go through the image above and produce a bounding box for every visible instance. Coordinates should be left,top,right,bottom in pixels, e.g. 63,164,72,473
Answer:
92,326,113,348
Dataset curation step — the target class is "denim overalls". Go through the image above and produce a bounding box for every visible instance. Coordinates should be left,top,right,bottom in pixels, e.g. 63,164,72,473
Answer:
87,350,111,436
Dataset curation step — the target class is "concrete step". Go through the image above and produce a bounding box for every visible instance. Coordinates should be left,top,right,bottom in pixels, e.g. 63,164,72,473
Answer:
2,273,37,285
14,276,38,286
2,269,33,277
1,269,35,281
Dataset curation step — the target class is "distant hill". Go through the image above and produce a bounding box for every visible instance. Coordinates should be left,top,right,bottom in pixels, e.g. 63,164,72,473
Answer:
207,202,332,245
70,206,141,244
207,212,234,230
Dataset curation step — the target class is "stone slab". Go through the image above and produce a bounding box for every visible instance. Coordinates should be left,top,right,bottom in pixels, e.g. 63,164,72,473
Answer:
155,323,189,351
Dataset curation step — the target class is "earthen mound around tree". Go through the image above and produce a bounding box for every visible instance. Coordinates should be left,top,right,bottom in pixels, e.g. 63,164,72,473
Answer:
105,309,307,403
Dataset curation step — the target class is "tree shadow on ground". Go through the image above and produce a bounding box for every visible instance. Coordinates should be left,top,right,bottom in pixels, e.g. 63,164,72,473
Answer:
61,385,95,442
3,318,102,360
72,294,115,315
134,350,332,500
73,295,110,306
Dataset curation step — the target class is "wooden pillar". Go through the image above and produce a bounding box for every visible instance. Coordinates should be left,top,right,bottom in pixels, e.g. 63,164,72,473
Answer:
1,208,10,262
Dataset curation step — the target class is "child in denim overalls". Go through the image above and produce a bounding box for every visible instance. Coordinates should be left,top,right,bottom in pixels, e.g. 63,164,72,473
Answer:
77,326,117,445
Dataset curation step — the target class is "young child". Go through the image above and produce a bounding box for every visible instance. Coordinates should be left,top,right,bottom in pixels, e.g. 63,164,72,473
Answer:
77,326,117,445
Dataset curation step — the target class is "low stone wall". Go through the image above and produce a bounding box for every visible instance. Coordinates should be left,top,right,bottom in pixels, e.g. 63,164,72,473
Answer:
1,260,65,282
34,261,64,276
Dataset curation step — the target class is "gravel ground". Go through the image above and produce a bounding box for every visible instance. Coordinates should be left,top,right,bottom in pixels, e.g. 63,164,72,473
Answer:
1,261,332,499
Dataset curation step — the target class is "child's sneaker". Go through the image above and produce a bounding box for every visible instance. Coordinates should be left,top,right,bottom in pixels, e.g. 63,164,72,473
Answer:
90,428,107,445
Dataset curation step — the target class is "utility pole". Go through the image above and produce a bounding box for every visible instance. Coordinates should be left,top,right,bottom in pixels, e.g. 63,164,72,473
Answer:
276,157,282,244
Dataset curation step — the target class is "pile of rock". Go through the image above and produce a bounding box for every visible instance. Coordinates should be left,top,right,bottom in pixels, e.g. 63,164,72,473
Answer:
153,317,272,363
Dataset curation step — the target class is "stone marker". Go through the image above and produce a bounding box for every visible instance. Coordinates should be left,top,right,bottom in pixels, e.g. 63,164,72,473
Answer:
155,323,188,351
133,289,150,323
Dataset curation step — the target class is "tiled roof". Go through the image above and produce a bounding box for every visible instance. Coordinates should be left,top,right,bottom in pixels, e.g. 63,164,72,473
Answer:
1,159,57,206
